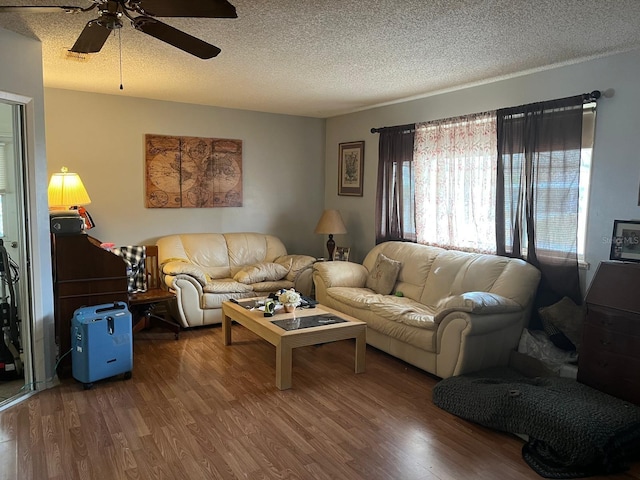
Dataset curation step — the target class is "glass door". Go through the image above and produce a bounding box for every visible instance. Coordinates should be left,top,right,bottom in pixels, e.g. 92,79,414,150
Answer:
0,101,33,407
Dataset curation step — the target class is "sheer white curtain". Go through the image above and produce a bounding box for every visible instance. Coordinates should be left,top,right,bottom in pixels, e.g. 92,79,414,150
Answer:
414,111,497,253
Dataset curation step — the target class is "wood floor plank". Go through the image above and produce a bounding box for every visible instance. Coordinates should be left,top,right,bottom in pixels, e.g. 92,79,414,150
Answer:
132,434,176,480
1,324,639,479
0,438,17,480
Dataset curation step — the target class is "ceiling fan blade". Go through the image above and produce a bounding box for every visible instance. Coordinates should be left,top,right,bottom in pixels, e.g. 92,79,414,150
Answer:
133,16,221,59
133,0,237,18
0,5,86,13
69,20,112,54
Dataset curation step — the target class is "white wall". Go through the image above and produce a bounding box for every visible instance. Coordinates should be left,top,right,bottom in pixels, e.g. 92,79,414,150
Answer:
0,27,54,384
44,89,327,256
325,49,640,289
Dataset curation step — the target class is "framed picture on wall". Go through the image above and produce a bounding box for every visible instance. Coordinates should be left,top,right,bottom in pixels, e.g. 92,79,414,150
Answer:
610,219,640,262
338,141,364,196
333,246,350,262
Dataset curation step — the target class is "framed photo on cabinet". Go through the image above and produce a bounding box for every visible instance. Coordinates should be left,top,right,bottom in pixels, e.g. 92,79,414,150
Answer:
333,246,350,262
338,141,364,196
610,219,640,262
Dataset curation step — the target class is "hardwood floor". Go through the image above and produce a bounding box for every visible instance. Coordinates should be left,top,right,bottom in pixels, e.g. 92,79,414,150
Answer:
1,325,639,480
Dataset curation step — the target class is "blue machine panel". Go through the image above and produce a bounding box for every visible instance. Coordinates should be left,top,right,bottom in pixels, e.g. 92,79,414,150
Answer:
71,302,133,388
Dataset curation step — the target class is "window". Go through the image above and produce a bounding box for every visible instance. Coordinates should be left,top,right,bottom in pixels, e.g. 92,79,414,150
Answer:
413,111,497,253
497,102,595,264
495,95,591,303
377,98,595,269
506,145,592,262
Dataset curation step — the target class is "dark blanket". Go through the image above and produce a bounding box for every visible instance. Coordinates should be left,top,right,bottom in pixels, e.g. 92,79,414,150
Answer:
432,367,640,478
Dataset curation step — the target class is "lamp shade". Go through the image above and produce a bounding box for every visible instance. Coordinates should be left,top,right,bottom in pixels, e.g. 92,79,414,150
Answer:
314,209,347,235
48,166,91,209
314,209,347,260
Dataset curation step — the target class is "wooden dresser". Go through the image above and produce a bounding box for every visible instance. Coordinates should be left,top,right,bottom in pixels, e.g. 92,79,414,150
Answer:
51,233,128,377
577,261,640,404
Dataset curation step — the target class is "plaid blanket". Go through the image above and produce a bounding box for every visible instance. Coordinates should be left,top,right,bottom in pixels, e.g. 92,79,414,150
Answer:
112,246,147,293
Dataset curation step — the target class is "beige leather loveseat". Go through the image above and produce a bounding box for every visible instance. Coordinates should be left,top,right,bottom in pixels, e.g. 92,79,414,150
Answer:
157,233,315,328
313,241,541,378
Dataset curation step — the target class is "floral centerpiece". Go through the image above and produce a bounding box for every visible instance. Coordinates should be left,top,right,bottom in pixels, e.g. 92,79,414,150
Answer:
277,288,301,312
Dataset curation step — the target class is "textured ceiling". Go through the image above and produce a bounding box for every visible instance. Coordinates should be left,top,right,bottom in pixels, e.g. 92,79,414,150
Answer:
1,0,640,118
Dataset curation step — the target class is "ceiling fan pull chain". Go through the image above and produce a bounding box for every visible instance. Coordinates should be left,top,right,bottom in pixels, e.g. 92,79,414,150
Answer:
118,28,124,90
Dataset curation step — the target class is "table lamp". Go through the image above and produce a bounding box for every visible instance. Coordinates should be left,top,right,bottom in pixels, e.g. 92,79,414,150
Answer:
47,166,91,210
314,209,347,260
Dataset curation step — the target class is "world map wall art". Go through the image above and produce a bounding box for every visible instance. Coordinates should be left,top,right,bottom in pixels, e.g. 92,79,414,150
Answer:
145,134,243,208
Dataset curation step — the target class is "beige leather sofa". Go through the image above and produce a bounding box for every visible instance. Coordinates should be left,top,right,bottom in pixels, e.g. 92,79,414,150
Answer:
157,233,315,328
313,241,541,378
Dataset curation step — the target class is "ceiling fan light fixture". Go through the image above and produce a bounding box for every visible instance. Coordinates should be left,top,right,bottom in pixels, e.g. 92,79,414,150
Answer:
96,11,123,30
1,0,237,58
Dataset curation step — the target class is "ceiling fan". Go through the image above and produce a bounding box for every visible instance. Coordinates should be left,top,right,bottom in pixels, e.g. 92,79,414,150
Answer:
0,0,237,59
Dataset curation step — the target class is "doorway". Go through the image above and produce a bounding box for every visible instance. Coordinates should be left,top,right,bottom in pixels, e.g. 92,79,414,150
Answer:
0,101,33,408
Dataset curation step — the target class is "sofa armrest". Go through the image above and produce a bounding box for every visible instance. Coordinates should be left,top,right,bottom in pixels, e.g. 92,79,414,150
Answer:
294,268,313,297
276,254,316,282
162,260,208,286
434,292,521,324
438,309,523,335
167,274,206,328
436,309,527,377
313,261,368,288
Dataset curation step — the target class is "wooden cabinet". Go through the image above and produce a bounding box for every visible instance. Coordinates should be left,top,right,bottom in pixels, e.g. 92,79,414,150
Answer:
577,261,640,404
51,233,128,377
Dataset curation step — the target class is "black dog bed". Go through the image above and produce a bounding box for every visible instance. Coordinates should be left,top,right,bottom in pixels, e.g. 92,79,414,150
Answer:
432,367,640,478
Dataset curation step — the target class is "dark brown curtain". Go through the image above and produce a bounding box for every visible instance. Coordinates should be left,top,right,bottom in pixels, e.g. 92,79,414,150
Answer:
496,95,584,314
375,124,416,244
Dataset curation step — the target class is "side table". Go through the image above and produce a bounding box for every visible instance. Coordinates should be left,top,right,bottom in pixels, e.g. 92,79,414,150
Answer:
129,288,180,339
127,245,181,339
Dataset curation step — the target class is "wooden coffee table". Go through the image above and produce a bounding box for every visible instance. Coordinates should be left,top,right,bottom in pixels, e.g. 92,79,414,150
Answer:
222,300,366,390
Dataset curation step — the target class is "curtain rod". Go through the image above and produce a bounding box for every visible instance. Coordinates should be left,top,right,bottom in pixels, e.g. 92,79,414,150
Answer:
370,90,602,134
583,90,601,102
370,123,415,134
